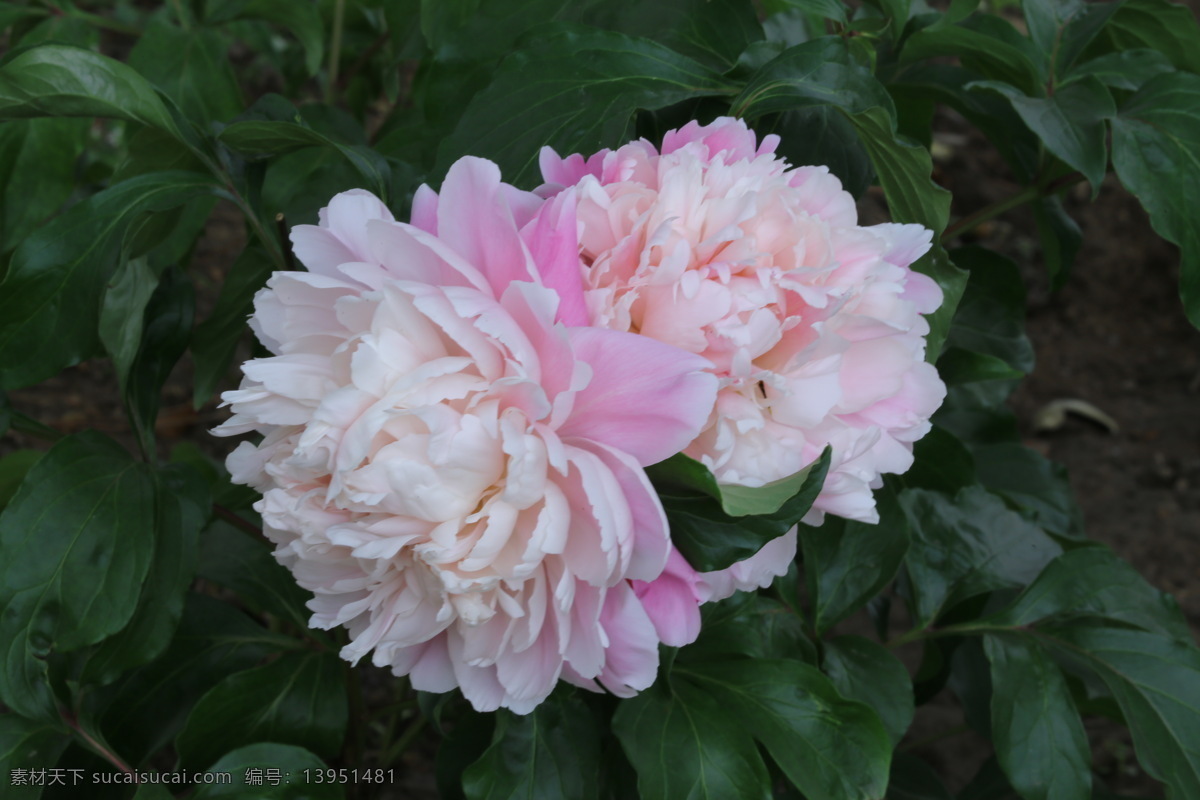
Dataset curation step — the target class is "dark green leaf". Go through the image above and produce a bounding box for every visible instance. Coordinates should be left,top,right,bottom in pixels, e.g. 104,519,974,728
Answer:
176,651,347,769
205,0,324,76
936,347,1024,386
0,44,183,140
970,77,1115,193
985,633,1090,800
1096,0,1200,74
194,743,342,799
0,431,153,723
899,486,1063,627
888,754,952,800
0,449,41,509
972,443,1084,539
464,691,602,800
661,448,830,572
0,5,49,33
644,0,765,71
1022,0,1086,58
128,19,242,125
99,258,158,396
1039,625,1200,796
648,449,825,517
823,636,914,746
682,659,891,800
192,243,274,407
81,463,210,685
439,24,734,187
801,483,910,634
1110,71,1200,328
945,246,1034,373
613,679,772,800
0,171,216,389
989,547,1190,639
94,594,292,765
901,15,1044,95
1032,195,1083,290
0,714,69,800
197,519,316,633
1053,2,1123,77
0,117,88,252
681,591,814,664
769,105,874,197
1063,49,1174,92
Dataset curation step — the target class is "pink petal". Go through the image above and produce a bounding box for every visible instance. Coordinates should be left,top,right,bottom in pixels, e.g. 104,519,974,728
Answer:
520,188,589,327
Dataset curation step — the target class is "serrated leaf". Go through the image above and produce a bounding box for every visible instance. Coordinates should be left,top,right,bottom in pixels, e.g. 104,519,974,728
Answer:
0,432,154,723
970,77,1114,194
801,483,910,634
823,636,914,746
197,519,316,633
128,18,242,125
1110,71,1200,329
439,24,734,187
0,714,69,800
1039,625,1200,797
176,651,347,770
463,691,602,800
988,547,1190,639
81,463,210,685
984,633,1091,800
195,743,342,799
94,594,293,765
613,679,772,800
0,44,183,140
192,243,274,406
681,659,891,800
658,447,830,572
899,486,1063,628
0,171,216,389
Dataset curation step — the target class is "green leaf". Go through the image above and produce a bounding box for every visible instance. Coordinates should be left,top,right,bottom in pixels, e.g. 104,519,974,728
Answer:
94,594,292,765
1110,71,1200,328
205,0,324,76
899,486,1063,628
192,243,274,406
613,679,772,800
984,633,1090,800
176,651,347,770
0,116,88,252
680,591,814,664
0,171,216,389
0,431,154,723
658,448,830,572
945,246,1034,373
902,14,1044,95
197,519,316,633
1021,0,1085,58
989,547,1191,639
970,77,1115,194
1039,625,1200,797
769,105,874,198
0,44,183,140
1063,49,1175,92
647,449,825,517
823,636,914,746
463,691,602,800
801,483,910,634
128,18,242,125
81,463,210,685
641,0,765,72
194,743,342,799
0,714,69,800
1096,0,1200,74
971,443,1084,539
682,659,891,800
936,347,1024,386
0,449,41,509
1032,195,1082,290
439,24,734,187
99,258,158,397
1052,2,1123,77
887,754,953,800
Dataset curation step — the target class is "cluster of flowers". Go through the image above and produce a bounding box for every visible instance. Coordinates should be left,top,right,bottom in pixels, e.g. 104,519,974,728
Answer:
216,118,945,713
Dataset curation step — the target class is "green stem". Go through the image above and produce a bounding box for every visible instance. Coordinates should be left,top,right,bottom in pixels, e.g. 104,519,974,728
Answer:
326,0,347,104
887,621,1017,649
383,714,427,766
941,170,1085,242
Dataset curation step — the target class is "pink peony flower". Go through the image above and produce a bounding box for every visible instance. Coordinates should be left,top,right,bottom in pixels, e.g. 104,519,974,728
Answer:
214,158,718,713
539,117,947,525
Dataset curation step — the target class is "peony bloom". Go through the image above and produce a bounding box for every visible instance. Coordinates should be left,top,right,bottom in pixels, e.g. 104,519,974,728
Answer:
539,117,946,524
214,158,717,713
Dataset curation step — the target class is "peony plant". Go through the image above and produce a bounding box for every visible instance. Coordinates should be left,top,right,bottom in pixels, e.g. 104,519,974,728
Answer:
1,1,1200,799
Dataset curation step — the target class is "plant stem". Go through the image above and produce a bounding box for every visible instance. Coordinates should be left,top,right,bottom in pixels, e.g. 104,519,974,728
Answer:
62,711,135,776
326,0,347,105
941,170,1085,242
383,714,427,766
212,503,266,539
887,621,1017,649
